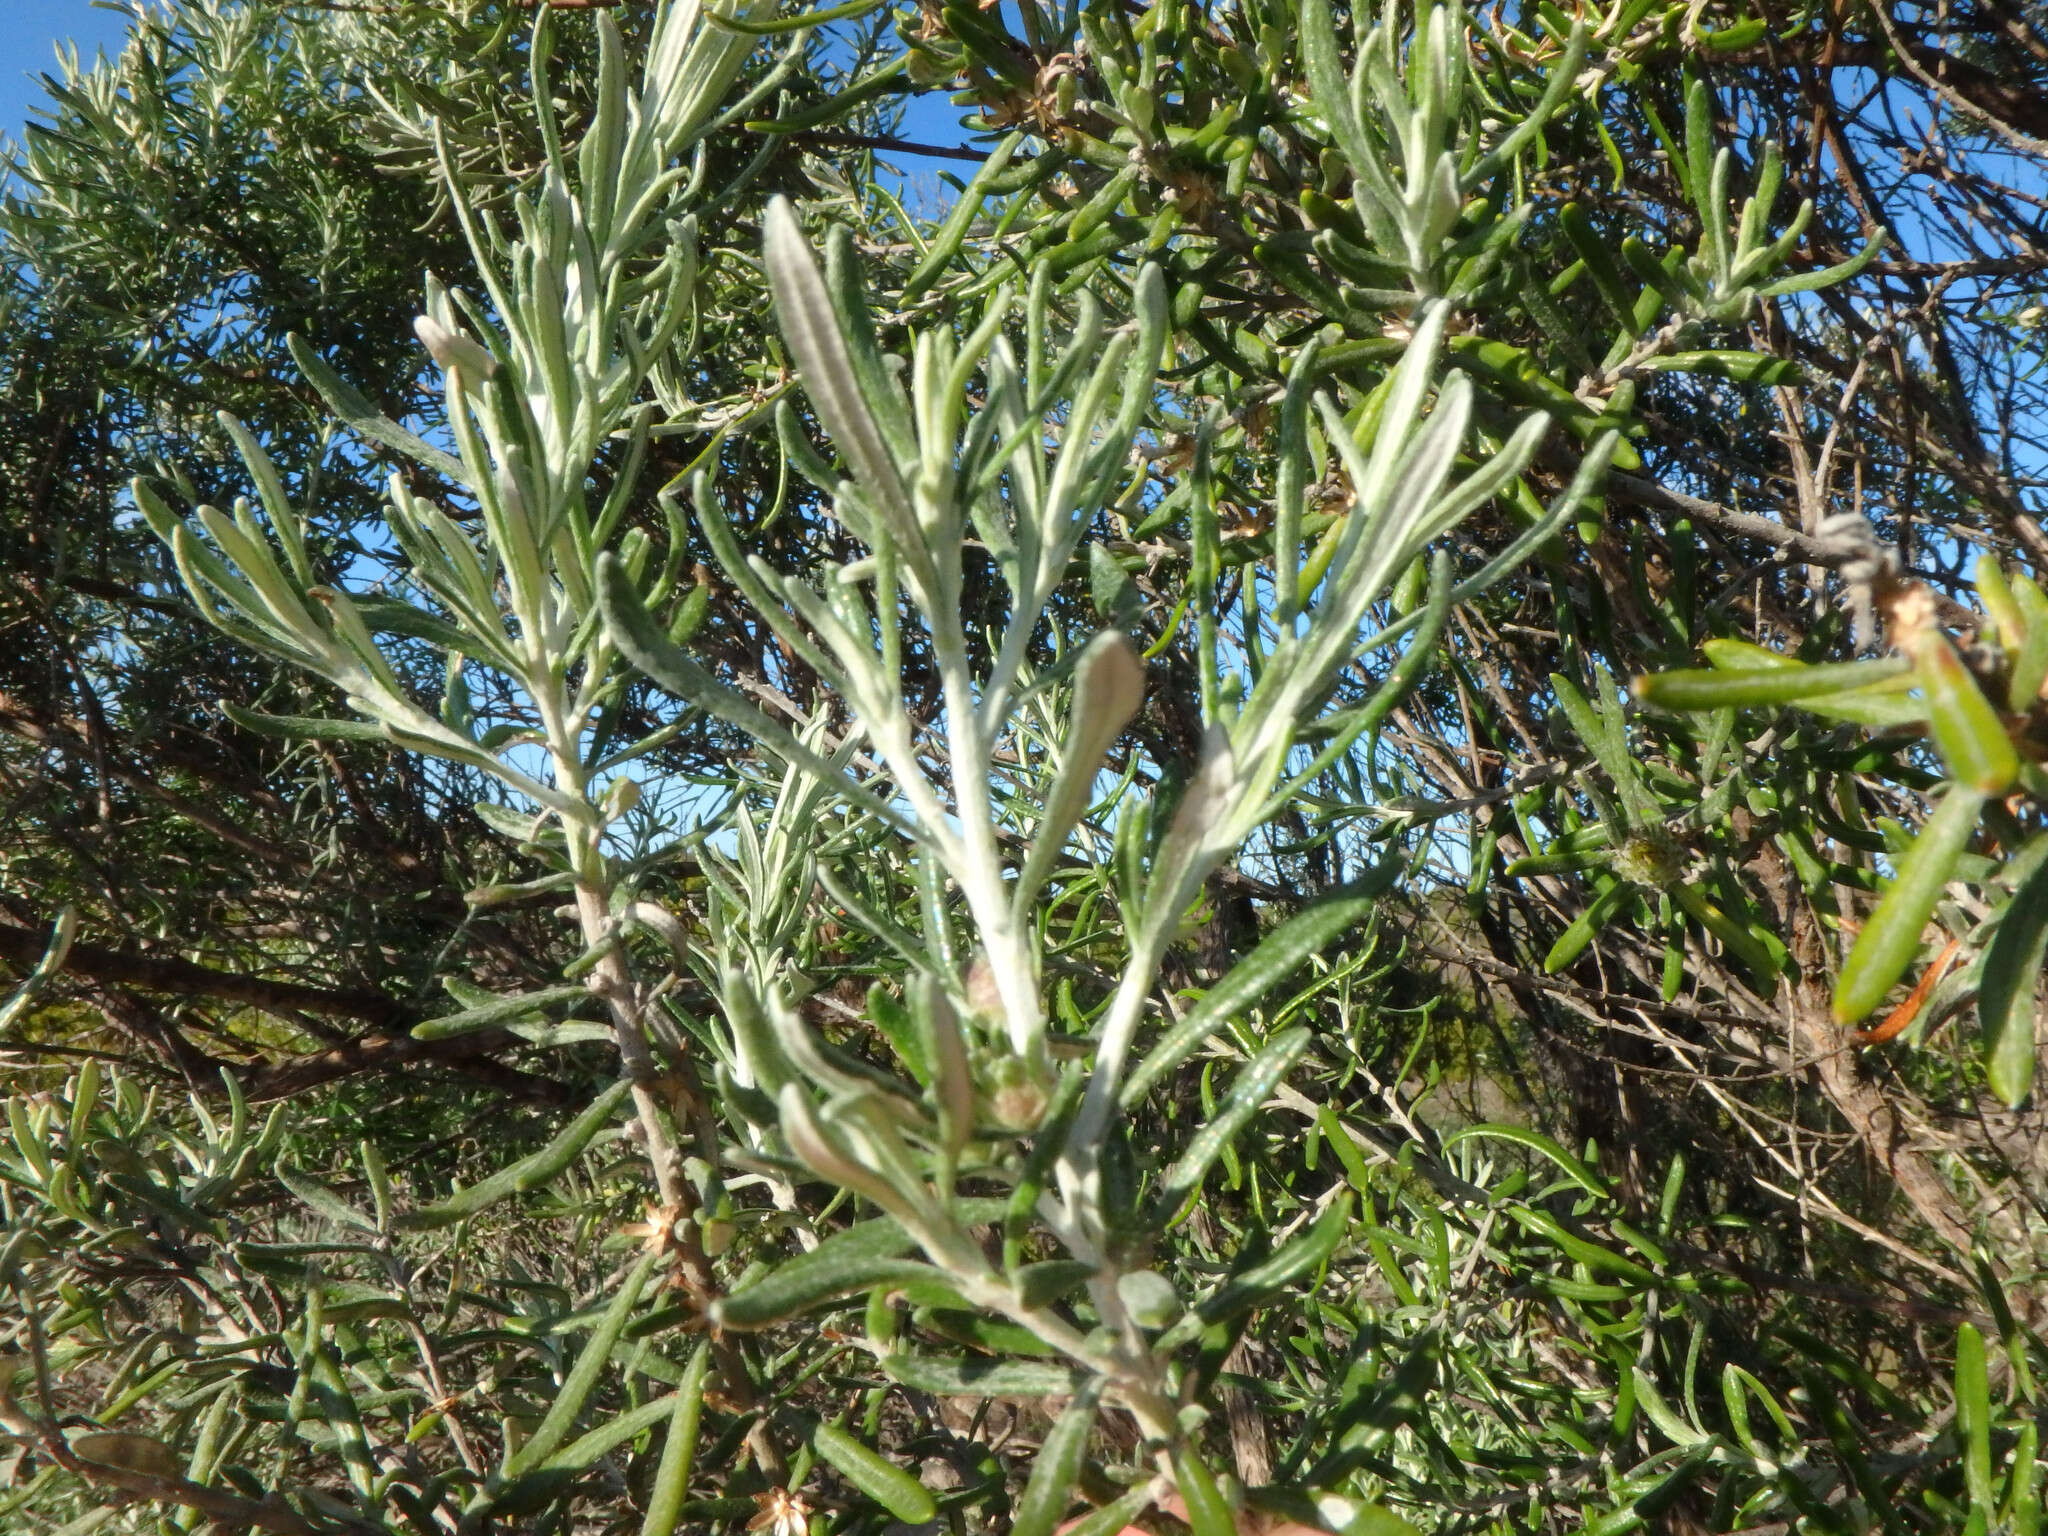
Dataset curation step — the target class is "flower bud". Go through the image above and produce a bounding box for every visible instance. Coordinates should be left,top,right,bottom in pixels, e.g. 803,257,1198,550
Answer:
493,464,528,521
604,776,640,820
963,953,1004,1025
1156,727,1238,878
1072,629,1146,751
1613,826,1687,887
913,974,975,1161
414,314,498,380
983,1054,1051,1133
1116,1269,1184,1329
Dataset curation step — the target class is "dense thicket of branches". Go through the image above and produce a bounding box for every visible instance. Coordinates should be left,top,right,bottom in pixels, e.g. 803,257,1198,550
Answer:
2,0,2046,1532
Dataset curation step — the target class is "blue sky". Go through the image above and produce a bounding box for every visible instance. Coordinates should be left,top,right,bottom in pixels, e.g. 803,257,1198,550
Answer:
0,0,978,183
0,0,134,139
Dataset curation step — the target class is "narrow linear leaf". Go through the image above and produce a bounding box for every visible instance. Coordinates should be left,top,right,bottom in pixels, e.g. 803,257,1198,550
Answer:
1917,634,2019,794
536,1391,676,1474
410,984,593,1041
1635,657,1910,712
811,1421,936,1524
880,1354,1085,1397
1440,1125,1610,1199
639,1342,710,1536
1544,879,1635,974
1124,878,1387,1106
398,1081,632,1230
1060,1487,1155,1536
219,702,388,744
1156,1027,1312,1213
594,554,905,831
1958,1323,1994,1509
1979,852,2048,1107
286,334,467,484
1010,1382,1103,1536
1173,1444,1237,1536
712,1200,1007,1330
276,1163,379,1235
1506,1206,1658,1286
761,198,911,515
1834,788,1986,1025
503,1251,659,1477
1170,1191,1355,1344
900,133,1023,299
1631,1366,1710,1448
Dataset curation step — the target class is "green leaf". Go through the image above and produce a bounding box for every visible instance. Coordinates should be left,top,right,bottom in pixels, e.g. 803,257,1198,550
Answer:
1172,1444,1237,1536
1634,657,1910,712
535,1391,676,1473
1917,634,2018,794
1123,874,1388,1106
1631,1366,1710,1448
1506,1206,1658,1286
1559,203,1641,333
1669,880,1783,989
1543,878,1635,974
1682,73,1717,232
866,982,928,1085
1089,542,1143,629
899,132,1023,299
1440,1124,1610,1199
410,984,594,1040
1059,1487,1155,1536
1155,1027,1311,1214
595,553,906,832
1979,848,2048,1107
1305,1330,1441,1484
1009,1383,1102,1536
1299,0,1381,215
1959,1323,1994,1510
286,334,466,485
915,1305,1061,1356
762,199,913,531
880,1354,1084,1397
1550,668,1657,826
710,1205,1009,1330
1170,1191,1354,1343
1338,1505,1424,1536
1721,1363,1797,1458
1014,1259,1096,1310
2009,575,2048,710
276,1162,378,1234
1631,351,1800,385
639,1344,710,1536
503,1251,658,1477
1834,788,1986,1025
398,1081,632,1230
811,1421,936,1524
218,701,389,744
1503,849,1611,879
1759,226,1887,296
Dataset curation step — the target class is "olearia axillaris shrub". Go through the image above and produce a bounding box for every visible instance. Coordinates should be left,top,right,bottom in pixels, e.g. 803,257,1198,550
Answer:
4,0,2043,1533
